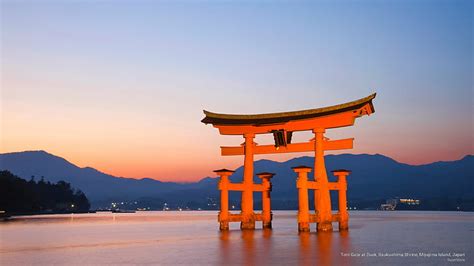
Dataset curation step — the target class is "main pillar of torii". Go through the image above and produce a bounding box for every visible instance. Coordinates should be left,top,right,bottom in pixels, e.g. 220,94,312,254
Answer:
202,93,376,231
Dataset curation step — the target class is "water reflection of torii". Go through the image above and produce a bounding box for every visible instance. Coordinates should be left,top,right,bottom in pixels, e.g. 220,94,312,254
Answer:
202,93,376,232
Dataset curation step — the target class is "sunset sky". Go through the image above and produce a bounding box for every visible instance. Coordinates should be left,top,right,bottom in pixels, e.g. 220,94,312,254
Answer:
1,1,472,182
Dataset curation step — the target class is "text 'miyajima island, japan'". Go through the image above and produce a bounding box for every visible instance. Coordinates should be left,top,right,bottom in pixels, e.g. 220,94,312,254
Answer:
0,1,472,265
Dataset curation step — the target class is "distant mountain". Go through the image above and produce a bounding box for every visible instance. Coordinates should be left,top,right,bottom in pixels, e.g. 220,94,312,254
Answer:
1,150,473,210
224,154,474,210
0,151,190,205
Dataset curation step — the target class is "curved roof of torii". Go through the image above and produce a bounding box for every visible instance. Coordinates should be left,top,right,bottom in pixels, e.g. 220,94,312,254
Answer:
201,93,376,126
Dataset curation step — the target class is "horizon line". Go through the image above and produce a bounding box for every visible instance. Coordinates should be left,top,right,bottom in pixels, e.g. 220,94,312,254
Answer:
1,149,472,184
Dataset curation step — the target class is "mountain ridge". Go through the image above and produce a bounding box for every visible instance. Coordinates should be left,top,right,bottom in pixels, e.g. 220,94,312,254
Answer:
1,150,472,210
2,150,471,182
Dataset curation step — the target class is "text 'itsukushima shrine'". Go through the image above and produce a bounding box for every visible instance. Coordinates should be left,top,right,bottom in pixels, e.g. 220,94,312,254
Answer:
202,93,376,232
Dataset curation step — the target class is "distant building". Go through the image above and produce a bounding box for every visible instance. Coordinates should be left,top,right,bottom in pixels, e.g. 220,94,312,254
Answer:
380,203,396,211
399,198,420,205
380,197,420,210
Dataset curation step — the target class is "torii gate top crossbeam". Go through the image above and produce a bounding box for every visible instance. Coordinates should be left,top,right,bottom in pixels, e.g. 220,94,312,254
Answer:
201,93,376,135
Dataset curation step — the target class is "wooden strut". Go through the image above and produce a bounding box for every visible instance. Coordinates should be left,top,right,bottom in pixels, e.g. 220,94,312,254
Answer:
293,166,351,232
215,169,274,231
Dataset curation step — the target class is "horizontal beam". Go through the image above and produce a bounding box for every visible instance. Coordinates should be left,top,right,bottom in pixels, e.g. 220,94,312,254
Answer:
328,183,341,190
222,213,264,223
214,108,366,135
325,138,354,150
227,183,244,191
308,213,341,223
303,181,342,190
229,213,242,222
221,138,353,156
220,183,265,192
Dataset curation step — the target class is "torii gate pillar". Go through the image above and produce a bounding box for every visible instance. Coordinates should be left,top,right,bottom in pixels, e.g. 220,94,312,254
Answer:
241,133,255,230
257,172,274,229
313,128,333,231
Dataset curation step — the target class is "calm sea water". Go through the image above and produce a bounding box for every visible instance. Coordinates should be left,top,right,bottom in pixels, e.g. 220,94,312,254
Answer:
0,211,472,265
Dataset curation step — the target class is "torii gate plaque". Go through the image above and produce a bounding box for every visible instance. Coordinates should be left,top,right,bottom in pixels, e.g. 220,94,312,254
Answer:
202,93,376,231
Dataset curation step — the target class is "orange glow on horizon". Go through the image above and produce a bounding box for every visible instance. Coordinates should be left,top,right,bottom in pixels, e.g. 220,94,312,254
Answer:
0,144,472,183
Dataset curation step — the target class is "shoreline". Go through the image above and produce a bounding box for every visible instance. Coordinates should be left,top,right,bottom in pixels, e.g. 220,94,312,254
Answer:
2,209,472,220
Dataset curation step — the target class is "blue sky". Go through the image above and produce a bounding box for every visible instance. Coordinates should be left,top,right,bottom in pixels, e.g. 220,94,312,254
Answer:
1,0,472,181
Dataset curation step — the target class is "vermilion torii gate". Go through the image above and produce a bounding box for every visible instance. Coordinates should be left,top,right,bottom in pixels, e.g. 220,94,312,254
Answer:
202,93,376,232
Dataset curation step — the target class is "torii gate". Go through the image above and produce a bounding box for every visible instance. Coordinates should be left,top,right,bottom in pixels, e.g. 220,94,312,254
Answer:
202,93,376,231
